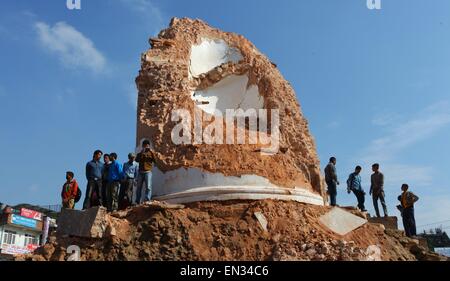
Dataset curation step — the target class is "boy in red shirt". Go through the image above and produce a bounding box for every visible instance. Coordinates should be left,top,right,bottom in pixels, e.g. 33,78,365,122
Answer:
61,171,79,209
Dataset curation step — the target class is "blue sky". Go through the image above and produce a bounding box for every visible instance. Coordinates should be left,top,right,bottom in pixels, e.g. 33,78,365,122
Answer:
1,0,449,232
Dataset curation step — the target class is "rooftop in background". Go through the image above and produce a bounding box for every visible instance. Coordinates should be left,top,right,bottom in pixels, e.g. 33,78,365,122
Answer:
11,204,61,219
419,231,450,250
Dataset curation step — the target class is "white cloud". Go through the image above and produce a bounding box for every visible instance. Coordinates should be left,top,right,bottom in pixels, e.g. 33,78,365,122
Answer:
35,21,106,73
415,195,450,233
377,163,433,188
362,101,450,163
119,0,165,34
351,101,450,219
22,10,37,19
355,166,422,196
371,112,401,127
121,0,161,14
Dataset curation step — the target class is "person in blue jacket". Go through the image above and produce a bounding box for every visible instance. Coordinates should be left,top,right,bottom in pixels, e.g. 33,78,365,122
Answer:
347,166,366,212
107,152,123,212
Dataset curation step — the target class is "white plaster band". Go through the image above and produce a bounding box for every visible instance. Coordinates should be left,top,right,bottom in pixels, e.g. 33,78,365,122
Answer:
154,185,325,206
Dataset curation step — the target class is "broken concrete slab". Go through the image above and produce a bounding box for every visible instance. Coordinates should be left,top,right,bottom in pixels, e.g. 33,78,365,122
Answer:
57,207,108,238
253,212,268,232
368,216,398,230
364,245,382,261
319,207,367,236
143,200,185,210
340,206,369,219
110,201,185,219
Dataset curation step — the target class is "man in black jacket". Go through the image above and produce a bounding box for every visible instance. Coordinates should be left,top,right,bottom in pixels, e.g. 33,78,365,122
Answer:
84,150,104,209
101,154,111,208
324,157,340,206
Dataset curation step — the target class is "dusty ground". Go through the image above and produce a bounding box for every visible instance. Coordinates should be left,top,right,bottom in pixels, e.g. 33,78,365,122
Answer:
17,200,448,261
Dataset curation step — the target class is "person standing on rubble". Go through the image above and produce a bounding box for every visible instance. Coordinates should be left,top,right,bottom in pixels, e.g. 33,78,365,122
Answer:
83,150,104,209
101,153,111,208
61,171,79,209
324,157,340,206
120,153,139,210
135,140,156,205
107,153,123,212
370,163,388,217
397,184,419,237
347,166,366,211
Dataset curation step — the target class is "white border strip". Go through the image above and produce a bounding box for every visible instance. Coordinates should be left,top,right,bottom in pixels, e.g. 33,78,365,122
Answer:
154,185,325,206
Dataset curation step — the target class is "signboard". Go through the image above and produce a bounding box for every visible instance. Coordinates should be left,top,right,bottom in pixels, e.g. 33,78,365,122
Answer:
11,214,37,229
20,208,43,221
26,244,39,252
1,244,32,255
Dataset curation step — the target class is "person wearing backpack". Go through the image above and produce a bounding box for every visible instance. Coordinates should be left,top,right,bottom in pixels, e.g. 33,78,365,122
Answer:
61,171,79,209
397,184,419,237
347,166,366,212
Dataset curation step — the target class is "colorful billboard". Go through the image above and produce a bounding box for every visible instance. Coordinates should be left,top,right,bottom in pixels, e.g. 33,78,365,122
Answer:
26,244,39,252
11,214,37,229
20,208,43,221
1,244,32,255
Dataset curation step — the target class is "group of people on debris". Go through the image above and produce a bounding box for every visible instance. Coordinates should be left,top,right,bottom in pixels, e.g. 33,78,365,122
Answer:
324,157,419,237
59,147,420,238
60,140,156,213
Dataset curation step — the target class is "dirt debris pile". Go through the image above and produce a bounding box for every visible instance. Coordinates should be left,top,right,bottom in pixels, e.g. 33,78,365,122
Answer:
17,200,448,261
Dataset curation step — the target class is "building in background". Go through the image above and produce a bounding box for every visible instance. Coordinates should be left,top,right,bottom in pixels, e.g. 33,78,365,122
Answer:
419,227,450,256
0,204,58,258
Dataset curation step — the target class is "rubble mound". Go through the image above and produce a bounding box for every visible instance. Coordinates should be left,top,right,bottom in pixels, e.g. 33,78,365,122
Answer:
17,200,447,261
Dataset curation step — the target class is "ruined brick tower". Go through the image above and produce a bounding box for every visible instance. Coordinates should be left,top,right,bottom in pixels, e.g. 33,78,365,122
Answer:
136,18,325,205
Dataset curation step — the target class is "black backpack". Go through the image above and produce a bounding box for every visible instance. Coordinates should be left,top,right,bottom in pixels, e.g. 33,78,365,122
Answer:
74,188,82,203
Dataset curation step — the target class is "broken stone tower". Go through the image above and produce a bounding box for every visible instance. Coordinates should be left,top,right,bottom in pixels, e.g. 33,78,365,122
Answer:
136,17,325,205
